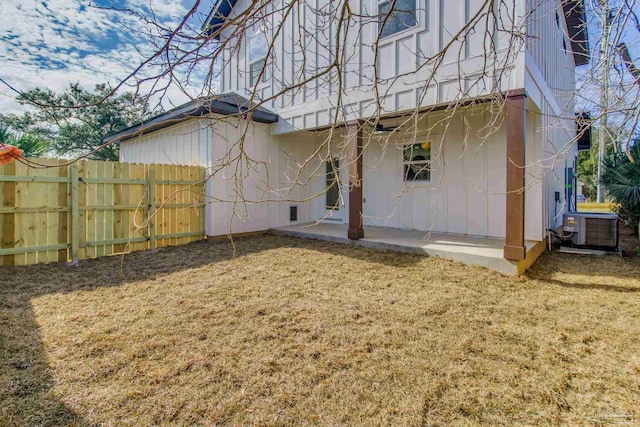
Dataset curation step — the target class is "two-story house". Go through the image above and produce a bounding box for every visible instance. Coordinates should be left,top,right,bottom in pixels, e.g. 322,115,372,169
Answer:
108,0,589,275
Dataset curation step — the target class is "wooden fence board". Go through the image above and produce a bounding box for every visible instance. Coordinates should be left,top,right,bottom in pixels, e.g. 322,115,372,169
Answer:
178,165,188,246
113,162,125,254
0,159,205,266
130,162,147,253
148,168,157,250
157,163,169,248
189,167,199,243
43,159,61,263
174,165,182,247
96,160,106,258
14,161,29,266
167,164,176,247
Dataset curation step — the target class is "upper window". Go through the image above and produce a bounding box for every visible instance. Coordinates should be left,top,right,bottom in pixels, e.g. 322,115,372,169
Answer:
403,142,431,182
249,32,268,86
378,0,418,39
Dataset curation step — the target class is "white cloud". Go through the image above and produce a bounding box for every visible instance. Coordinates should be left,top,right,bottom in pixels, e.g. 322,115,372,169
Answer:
0,0,208,114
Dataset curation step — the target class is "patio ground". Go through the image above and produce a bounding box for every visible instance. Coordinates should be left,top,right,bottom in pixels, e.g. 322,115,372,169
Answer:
1,234,639,426
271,222,539,275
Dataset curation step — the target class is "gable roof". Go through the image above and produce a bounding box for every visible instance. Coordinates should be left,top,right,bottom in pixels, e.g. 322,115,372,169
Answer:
202,0,239,38
104,93,278,143
562,0,589,66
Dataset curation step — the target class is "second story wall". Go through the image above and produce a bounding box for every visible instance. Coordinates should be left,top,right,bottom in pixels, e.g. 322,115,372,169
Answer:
525,0,577,116
216,0,527,133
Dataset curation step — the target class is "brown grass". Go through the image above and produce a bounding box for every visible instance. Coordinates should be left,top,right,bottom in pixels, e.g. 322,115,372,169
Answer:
1,235,639,426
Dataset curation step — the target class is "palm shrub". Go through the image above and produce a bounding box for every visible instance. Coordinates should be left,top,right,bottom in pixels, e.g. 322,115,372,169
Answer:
0,125,50,158
601,143,640,232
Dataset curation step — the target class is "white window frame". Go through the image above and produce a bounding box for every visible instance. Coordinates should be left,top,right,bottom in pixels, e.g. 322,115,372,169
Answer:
555,9,569,58
248,31,269,88
402,141,432,183
377,0,419,40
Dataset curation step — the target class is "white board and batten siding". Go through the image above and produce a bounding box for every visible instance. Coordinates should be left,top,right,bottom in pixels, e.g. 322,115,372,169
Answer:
361,108,544,240
524,0,578,234
218,0,526,134
120,116,340,237
120,106,546,241
120,116,279,237
525,0,577,115
119,119,211,166
118,0,578,242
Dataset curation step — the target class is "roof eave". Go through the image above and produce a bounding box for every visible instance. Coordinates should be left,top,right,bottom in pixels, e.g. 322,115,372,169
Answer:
562,0,590,66
104,97,278,144
201,0,238,39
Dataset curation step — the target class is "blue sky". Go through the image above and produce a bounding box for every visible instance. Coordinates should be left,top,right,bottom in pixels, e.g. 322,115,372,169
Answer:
0,0,214,113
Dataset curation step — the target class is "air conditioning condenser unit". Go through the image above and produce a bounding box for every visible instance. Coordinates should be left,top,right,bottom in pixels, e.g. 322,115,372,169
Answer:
562,212,619,250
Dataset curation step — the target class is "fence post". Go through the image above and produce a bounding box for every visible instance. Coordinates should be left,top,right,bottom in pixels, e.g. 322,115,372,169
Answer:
70,163,80,264
2,161,16,266
148,168,157,250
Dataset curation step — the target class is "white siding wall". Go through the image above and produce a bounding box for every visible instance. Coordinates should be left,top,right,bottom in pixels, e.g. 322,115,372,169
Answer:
525,106,545,241
116,0,583,243
536,97,578,233
526,0,576,114
267,107,542,240
205,117,273,236
524,0,578,235
362,108,543,239
119,117,276,237
268,133,327,226
119,117,331,236
119,109,547,241
218,0,526,133
119,119,211,166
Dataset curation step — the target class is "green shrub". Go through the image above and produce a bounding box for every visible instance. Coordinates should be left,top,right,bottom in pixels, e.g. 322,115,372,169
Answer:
601,144,640,232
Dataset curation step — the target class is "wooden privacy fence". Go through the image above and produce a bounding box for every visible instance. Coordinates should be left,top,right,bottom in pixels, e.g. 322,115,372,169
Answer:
1,158,206,266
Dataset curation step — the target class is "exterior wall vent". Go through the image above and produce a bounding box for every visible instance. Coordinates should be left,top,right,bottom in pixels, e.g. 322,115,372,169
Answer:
290,205,298,222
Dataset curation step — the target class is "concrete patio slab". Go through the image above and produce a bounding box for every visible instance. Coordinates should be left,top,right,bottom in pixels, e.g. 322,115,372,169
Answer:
270,222,541,275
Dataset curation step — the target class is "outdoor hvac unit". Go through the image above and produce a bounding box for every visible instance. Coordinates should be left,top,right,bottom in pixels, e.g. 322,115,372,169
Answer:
562,212,619,250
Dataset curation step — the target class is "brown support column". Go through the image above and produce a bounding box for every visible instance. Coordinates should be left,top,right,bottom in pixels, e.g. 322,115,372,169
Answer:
348,121,364,240
504,90,527,261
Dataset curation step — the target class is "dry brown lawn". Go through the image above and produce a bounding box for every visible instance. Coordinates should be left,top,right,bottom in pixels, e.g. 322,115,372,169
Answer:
1,234,639,426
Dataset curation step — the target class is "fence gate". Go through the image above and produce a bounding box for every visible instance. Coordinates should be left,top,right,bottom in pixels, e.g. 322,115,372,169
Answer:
1,158,206,266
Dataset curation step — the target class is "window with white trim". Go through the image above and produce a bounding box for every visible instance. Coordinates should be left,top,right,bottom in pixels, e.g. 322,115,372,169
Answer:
378,0,417,39
403,142,431,182
555,11,568,57
248,32,268,86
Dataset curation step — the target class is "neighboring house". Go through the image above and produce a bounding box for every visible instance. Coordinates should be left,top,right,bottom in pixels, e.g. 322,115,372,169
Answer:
107,0,589,274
